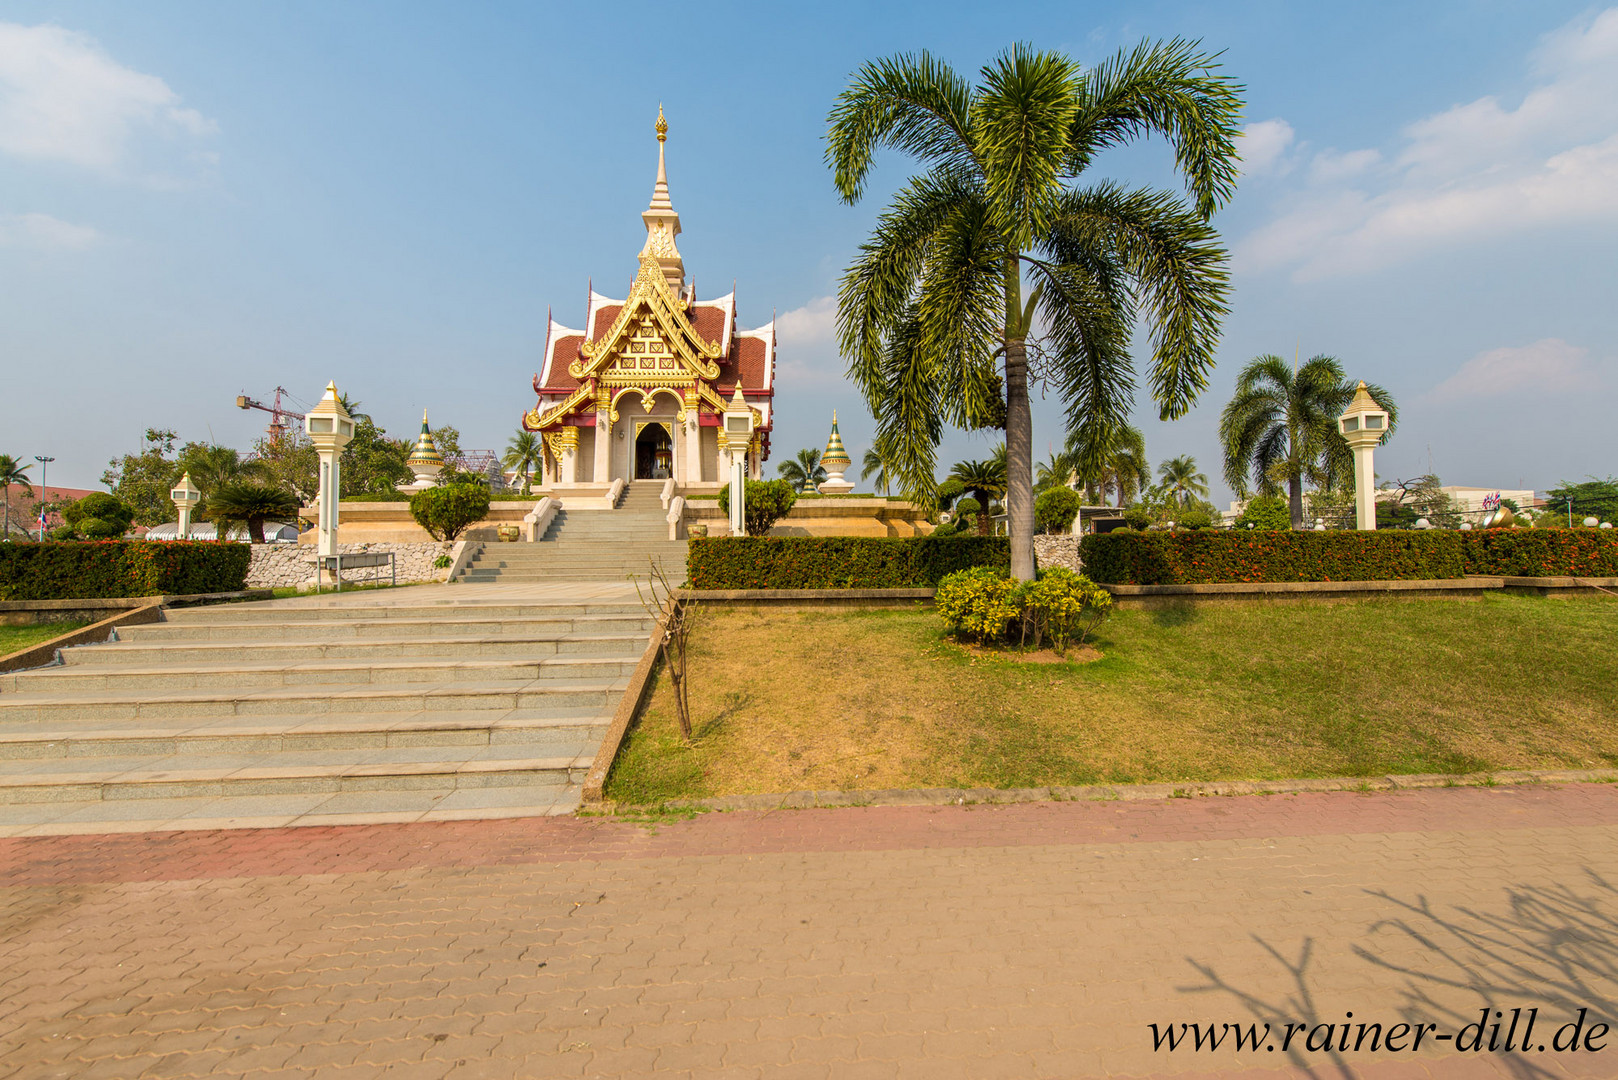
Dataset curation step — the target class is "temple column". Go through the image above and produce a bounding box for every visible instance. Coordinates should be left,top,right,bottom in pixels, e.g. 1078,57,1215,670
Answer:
560,427,579,485
594,413,611,484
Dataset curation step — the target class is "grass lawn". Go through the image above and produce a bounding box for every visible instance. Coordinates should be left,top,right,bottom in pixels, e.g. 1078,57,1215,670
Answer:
0,622,90,658
605,594,1618,803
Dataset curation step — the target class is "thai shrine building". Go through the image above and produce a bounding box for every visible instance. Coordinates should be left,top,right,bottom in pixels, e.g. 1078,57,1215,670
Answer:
522,110,774,494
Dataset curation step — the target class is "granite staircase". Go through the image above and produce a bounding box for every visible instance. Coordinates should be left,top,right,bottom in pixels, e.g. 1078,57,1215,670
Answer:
458,482,689,583
0,593,654,834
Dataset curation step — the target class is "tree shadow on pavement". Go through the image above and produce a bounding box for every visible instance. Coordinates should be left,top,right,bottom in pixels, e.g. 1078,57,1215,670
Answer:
1178,870,1618,1079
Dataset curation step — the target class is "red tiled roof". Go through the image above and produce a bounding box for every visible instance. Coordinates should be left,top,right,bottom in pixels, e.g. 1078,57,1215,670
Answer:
538,334,586,391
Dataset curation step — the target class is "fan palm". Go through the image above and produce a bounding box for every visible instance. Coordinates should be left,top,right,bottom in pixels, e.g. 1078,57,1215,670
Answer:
1157,454,1209,508
778,448,827,493
948,455,1007,535
829,41,1240,577
503,430,543,496
861,447,892,495
204,481,300,543
0,454,33,539
1219,354,1398,528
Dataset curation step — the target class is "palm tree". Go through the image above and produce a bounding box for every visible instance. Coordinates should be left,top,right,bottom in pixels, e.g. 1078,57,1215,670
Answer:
861,448,891,495
1052,423,1149,505
829,42,1241,577
1034,451,1075,494
503,430,542,496
778,448,827,493
1220,354,1398,528
1157,454,1209,508
0,454,33,539
204,481,300,543
948,456,1007,535
180,444,269,498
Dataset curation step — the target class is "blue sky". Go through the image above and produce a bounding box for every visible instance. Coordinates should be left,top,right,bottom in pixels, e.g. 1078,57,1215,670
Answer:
2,1,1614,504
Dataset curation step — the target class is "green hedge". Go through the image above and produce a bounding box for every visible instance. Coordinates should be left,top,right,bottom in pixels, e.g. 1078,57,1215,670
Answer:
1077,531,1466,585
0,541,252,600
686,536,1010,589
1460,530,1618,576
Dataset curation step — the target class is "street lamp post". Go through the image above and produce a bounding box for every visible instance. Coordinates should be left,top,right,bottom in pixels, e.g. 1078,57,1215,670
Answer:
304,382,356,577
1337,383,1389,531
170,472,202,540
33,456,53,540
721,388,754,536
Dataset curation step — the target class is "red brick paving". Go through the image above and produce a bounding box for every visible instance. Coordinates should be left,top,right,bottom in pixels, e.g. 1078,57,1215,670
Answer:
3,785,1617,1078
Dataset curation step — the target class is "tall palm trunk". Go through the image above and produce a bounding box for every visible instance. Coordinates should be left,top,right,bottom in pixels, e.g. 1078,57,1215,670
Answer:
1004,263,1034,579
1288,475,1304,530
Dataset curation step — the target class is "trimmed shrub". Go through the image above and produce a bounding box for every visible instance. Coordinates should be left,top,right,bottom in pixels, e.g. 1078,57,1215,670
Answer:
1233,494,1290,531
60,493,136,540
687,535,1009,589
409,483,490,541
1121,505,1153,530
1017,567,1112,654
717,479,798,535
1035,487,1082,534
1176,508,1214,530
0,541,251,600
1078,530,1466,585
1460,529,1618,577
935,567,1021,642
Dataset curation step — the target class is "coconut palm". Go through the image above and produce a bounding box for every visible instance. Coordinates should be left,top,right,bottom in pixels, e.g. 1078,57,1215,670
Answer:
1157,454,1209,508
179,444,269,498
829,41,1241,577
0,454,33,539
1034,451,1075,494
948,455,1007,535
204,481,300,543
1043,423,1149,505
861,447,892,495
1219,354,1398,528
503,430,543,496
778,448,827,493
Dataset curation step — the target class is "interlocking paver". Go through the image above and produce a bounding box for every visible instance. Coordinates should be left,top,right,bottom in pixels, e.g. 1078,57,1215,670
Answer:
3,786,1618,1077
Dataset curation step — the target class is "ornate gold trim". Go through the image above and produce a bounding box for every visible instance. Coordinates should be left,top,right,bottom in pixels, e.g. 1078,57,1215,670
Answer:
572,258,722,381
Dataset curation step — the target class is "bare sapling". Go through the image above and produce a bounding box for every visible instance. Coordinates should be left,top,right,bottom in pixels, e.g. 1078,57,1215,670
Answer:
632,556,695,741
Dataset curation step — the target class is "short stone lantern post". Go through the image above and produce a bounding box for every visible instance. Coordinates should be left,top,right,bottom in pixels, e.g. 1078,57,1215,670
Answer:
722,387,754,536
1338,381,1389,531
170,472,201,540
304,382,356,565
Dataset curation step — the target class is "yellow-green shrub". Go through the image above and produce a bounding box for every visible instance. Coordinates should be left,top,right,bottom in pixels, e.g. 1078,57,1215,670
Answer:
934,567,1022,642
1017,567,1112,655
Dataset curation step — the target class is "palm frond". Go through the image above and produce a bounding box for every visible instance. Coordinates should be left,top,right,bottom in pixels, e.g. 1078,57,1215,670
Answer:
826,51,978,203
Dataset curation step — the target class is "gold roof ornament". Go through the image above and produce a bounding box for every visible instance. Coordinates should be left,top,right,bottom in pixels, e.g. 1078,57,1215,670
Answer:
656,103,667,142
821,411,852,473
405,410,445,468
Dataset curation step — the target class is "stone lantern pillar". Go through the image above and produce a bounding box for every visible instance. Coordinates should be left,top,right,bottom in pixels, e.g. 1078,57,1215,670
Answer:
304,382,356,560
722,387,754,536
170,472,201,540
1338,381,1390,531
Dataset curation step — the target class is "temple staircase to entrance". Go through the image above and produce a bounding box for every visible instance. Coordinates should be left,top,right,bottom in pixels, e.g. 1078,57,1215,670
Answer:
457,483,689,584
0,588,655,833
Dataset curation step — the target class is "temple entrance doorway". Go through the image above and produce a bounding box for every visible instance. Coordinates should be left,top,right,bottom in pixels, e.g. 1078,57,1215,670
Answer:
634,423,674,480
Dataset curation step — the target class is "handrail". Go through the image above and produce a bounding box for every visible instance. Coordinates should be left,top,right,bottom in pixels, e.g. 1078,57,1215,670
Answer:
660,477,675,510
666,495,685,541
605,477,626,509
523,496,559,542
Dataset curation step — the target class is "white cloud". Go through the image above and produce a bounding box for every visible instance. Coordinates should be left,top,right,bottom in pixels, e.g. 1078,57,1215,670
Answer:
0,212,99,250
1240,8,1618,278
1430,338,1606,399
0,22,216,175
1236,118,1294,176
775,294,837,345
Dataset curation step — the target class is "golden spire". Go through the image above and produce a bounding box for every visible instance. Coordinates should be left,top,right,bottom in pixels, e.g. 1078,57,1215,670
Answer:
656,103,667,142
641,104,684,290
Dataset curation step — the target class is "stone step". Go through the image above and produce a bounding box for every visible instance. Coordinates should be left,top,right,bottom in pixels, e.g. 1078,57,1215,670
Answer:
2,655,641,693
58,633,647,666
161,601,649,623
0,709,610,759
0,746,591,806
121,614,653,642
0,678,626,723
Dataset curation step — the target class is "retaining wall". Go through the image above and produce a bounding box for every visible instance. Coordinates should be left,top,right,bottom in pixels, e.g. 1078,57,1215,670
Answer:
247,542,453,589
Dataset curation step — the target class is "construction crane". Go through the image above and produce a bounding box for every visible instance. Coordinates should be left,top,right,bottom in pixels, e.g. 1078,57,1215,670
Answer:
235,387,306,441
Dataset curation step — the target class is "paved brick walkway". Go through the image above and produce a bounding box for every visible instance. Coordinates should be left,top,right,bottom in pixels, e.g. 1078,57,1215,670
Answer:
3,785,1617,1078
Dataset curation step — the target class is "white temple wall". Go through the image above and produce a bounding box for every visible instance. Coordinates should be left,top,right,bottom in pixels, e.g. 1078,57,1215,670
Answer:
576,426,596,483
700,427,719,483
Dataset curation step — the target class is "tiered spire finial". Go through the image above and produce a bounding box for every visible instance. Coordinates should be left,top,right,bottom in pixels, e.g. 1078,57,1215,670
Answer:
640,105,685,291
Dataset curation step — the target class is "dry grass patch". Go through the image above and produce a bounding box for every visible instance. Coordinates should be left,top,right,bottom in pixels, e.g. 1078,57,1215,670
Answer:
604,594,1618,803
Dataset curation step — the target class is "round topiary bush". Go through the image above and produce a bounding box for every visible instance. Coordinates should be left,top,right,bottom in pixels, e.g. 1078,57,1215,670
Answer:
717,478,798,535
1176,508,1214,530
1234,494,1290,531
1122,504,1153,530
60,493,136,540
409,483,490,541
1035,486,1082,534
